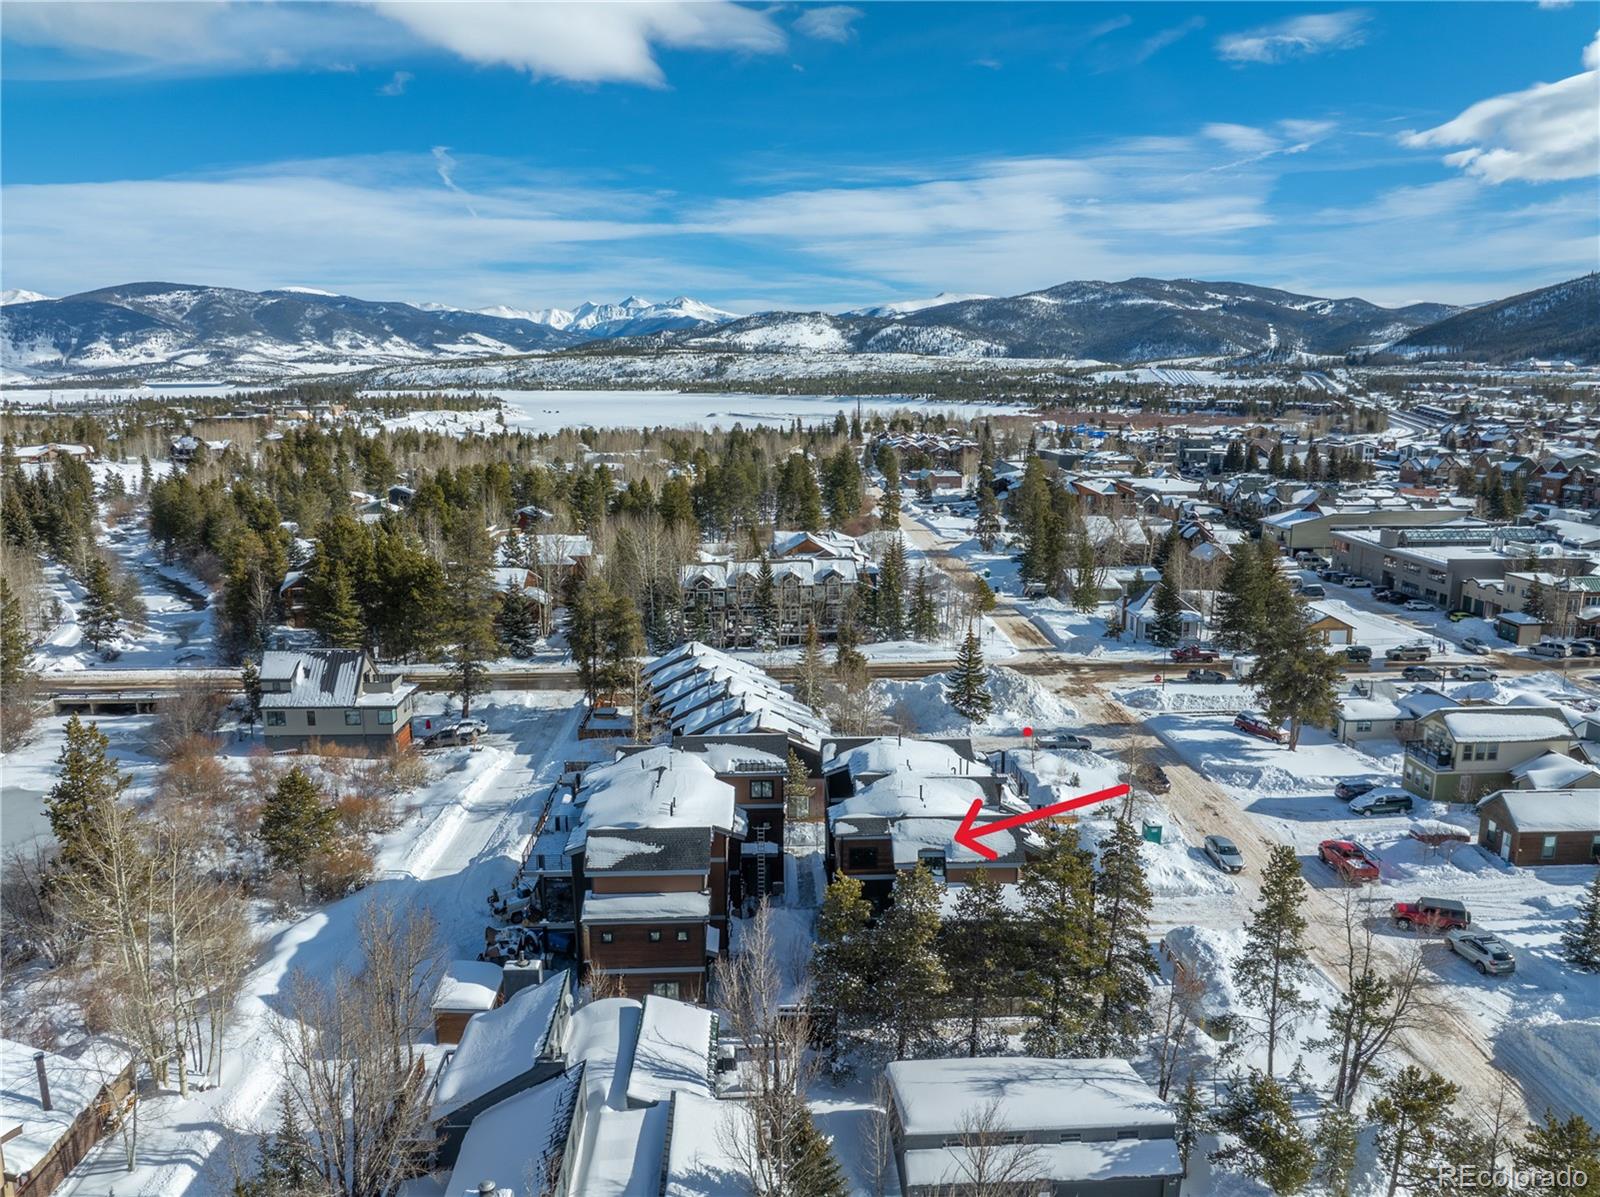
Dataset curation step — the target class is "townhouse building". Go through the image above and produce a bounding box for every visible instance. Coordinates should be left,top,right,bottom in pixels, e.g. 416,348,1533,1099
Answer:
1401,705,1579,803
680,529,877,648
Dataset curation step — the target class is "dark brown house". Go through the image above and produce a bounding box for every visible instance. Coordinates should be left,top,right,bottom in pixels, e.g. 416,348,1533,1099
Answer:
1477,788,1600,866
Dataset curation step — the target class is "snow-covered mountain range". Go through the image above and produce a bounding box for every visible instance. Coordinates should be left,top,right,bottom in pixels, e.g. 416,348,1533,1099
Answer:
1,274,1592,383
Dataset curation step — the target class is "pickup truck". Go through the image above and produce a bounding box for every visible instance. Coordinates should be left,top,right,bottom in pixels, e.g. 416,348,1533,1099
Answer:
1186,668,1228,684
1320,839,1380,883
1392,897,1471,932
1171,645,1220,663
1385,645,1432,663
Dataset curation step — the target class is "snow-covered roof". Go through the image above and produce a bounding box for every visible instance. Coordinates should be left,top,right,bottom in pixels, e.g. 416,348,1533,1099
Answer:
0,1039,130,1175
1509,752,1600,791
829,772,988,823
1440,709,1573,743
890,816,1022,866
581,890,711,922
886,1057,1173,1137
444,1067,582,1197
570,1103,670,1197
258,649,415,709
661,1091,748,1197
431,971,570,1119
570,748,739,849
563,997,643,1111
1339,696,1402,723
432,960,503,1013
689,742,786,774
901,1137,1182,1190
624,996,714,1107
1483,789,1600,832
826,737,986,780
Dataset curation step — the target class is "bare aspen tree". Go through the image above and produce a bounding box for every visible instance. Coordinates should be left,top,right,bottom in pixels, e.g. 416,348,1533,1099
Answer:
933,1099,1046,1197
1151,966,1204,1100
1322,888,1426,1111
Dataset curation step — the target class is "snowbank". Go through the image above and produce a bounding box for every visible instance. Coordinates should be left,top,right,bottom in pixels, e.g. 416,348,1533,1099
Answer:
875,666,1078,736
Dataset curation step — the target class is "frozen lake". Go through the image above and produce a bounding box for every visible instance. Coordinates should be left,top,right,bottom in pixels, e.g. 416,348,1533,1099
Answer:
3,384,1034,432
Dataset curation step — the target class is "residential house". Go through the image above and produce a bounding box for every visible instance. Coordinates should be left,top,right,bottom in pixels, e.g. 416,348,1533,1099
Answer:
258,649,420,751
884,1057,1183,1197
1118,584,1204,645
1476,789,1600,866
0,1039,135,1197
1331,684,1454,744
1401,705,1579,803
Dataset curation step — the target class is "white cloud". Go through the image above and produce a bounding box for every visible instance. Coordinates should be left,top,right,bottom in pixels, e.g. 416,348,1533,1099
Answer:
793,6,862,44
1203,123,1281,154
1132,16,1205,64
1401,31,1599,183
1216,10,1369,64
372,1,785,87
0,0,787,86
378,69,411,96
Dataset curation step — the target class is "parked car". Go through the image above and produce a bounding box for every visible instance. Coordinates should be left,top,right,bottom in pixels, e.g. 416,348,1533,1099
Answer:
1385,645,1432,663
423,723,480,748
1346,577,1373,589
1349,789,1416,816
1319,569,1346,583
1171,645,1220,663
1320,838,1380,883
1036,732,1093,752
1371,588,1395,602
1445,929,1516,975
1403,599,1435,612
1392,896,1471,932
1401,665,1443,682
1137,763,1172,794
1300,583,1327,599
455,716,489,736
1203,835,1245,873
1453,665,1498,682
1533,639,1571,658
1447,610,1474,623
1334,779,1378,801
1234,710,1285,743
1571,641,1595,658
1576,638,1600,655
1461,636,1489,654
1187,668,1228,684
1343,645,1373,664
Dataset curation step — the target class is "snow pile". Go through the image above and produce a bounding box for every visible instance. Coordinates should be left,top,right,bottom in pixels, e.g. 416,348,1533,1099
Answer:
1497,1017,1600,1125
875,666,1077,735
1117,683,1254,713
1161,926,1248,1023
1007,748,1122,807
1080,818,1235,900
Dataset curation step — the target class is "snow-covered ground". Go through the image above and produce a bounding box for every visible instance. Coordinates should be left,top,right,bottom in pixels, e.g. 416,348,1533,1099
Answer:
875,665,1077,736
48,691,586,1197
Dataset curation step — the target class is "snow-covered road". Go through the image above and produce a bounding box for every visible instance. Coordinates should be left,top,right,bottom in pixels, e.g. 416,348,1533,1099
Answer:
59,693,584,1197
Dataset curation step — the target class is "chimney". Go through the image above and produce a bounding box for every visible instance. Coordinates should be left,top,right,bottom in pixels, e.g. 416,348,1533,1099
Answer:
478,1182,497,1197
34,1051,51,1111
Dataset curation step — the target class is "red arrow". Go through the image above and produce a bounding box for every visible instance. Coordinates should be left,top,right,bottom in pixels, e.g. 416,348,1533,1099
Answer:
953,783,1131,861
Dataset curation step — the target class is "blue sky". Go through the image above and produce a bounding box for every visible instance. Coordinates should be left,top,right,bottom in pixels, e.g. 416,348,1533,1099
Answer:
2,2,1596,312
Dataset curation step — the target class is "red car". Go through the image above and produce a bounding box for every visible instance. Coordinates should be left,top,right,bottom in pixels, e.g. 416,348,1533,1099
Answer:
1233,710,1284,743
1391,897,1471,932
1320,839,1380,883
1172,645,1220,663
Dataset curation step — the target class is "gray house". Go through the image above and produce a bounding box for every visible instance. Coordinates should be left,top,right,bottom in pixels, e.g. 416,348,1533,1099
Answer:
259,649,419,751
885,1057,1182,1197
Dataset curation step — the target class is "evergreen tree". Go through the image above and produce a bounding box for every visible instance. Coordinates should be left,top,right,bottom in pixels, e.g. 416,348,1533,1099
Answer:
138,454,153,495
260,765,337,897
1524,574,1550,623
1520,1112,1600,1197
313,560,365,650
869,864,948,1058
0,577,34,690
441,520,499,716
783,1106,850,1197
824,447,863,530
794,620,829,713
1372,1066,1460,1197
1210,1071,1314,1194
1312,1108,1361,1197
785,750,813,820
238,1090,319,1197
78,555,121,652
811,872,873,1053
1234,844,1314,1077
493,587,541,657
1070,530,1099,613
941,868,1021,1057
1212,546,1267,652
1244,594,1343,750
909,567,939,642
794,456,825,531
45,715,130,874
877,447,901,527
241,658,263,728
974,484,1001,552
1018,823,1101,1056
875,537,908,640
1175,1075,1204,1177
1147,565,1186,649
568,574,644,703
754,554,778,645
1268,442,1286,477
1562,871,1600,972
944,624,993,722
1092,811,1157,1051
1151,524,1180,572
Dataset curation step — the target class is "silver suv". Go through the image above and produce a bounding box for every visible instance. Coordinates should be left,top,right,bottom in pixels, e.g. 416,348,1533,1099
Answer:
1445,929,1516,975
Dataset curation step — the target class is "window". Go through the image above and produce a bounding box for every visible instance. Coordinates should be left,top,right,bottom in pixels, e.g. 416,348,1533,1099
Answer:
266,711,286,726
345,710,362,726
1486,744,1498,761
1058,1132,1082,1143
650,981,680,999
750,780,775,800
1542,835,1557,860
377,709,396,725
675,930,690,942
599,931,614,944
1356,721,1372,733
648,930,662,943
847,847,876,870
306,711,317,728
1117,1130,1140,1140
